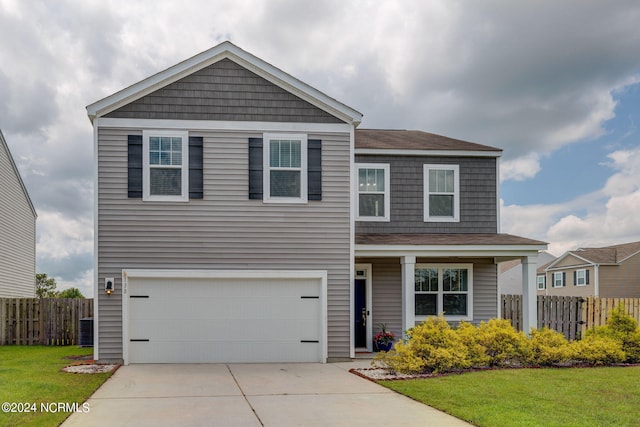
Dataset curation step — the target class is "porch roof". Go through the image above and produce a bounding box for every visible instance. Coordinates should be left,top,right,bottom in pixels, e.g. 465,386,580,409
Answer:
355,233,547,258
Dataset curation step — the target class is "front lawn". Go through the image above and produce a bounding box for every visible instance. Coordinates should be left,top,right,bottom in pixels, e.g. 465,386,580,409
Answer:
380,366,640,427
0,346,113,427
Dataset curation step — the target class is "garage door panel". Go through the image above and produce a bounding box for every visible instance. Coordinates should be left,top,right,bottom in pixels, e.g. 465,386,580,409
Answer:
130,340,320,364
127,275,323,363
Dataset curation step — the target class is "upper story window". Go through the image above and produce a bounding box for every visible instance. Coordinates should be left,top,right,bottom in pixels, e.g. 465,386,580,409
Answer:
537,275,546,290
415,264,472,321
424,164,460,222
356,163,390,221
143,130,189,202
263,134,307,203
553,272,565,288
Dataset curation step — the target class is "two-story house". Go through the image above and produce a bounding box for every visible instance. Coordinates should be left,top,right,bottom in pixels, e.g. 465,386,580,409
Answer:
0,130,37,297
87,42,546,364
537,241,640,297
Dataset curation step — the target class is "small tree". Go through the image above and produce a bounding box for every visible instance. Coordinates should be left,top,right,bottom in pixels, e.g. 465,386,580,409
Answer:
36,273,57,298
57,287,84,299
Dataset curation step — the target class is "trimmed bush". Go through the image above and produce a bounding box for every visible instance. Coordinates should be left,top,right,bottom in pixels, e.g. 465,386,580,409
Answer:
475,319,528,367
584,306,640,363
523,327,572,366
374,309,640,376
456,321,490,367
374,316,471,374
572,333,626,365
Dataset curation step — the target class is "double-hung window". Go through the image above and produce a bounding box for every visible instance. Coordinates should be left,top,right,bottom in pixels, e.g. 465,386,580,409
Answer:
142,130,189,202
263,134,307,203
575,269,588,286
415,264,472,321
553,272,565,288
356,163,390,221
537,275,546,290
424,164,460,222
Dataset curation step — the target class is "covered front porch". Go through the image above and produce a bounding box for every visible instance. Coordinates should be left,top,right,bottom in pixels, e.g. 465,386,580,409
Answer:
351,233,547,356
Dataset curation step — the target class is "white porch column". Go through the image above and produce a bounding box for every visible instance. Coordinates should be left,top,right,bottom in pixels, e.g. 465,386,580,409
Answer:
521,255,538,335
401,256,416,339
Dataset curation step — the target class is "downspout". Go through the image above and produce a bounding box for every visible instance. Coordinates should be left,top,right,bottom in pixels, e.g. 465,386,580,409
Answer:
594,264,599,297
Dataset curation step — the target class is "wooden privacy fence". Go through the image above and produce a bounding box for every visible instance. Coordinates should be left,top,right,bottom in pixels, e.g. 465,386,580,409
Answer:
0,298,93,345
502,295,640,340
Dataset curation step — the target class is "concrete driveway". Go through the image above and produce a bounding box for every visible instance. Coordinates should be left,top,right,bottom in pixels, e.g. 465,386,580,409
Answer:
62,362,471,427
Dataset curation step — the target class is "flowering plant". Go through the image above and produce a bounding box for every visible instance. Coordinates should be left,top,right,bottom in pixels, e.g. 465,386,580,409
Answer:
374,324,395,345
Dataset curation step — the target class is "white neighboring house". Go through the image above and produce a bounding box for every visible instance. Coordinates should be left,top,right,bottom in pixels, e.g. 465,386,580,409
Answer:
0,130,37,297
499,251,556,295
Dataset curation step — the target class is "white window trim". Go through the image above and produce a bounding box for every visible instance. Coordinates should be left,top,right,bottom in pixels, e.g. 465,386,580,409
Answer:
553,272,564,288
263,133,308,204
142,130,189,202
415,263,473,321
576,269,587,286
537,275,546,290
356,163,390,221
424,164,460,222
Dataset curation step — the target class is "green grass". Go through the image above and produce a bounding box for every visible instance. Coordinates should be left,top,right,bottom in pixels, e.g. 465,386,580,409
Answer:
380,367,640,427
0,346,113,427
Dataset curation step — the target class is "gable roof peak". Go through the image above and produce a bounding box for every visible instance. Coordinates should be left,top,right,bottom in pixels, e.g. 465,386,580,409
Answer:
86,40,362,126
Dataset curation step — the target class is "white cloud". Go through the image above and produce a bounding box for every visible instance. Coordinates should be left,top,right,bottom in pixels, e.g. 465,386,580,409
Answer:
36,211,92,260
500,153,541,182
503,146,640,256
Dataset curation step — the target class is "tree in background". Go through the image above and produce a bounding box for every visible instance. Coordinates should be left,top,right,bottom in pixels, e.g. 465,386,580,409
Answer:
57,287,84,299
35,273,57,298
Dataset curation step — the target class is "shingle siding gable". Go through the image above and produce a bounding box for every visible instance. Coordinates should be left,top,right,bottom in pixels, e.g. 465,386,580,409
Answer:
355,155,498,234
105,58,345,123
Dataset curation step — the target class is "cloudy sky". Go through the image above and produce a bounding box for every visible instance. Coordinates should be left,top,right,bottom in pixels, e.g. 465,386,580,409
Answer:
2,0,640,297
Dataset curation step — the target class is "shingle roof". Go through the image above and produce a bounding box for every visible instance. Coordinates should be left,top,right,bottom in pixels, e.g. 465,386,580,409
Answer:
569,241,640,264
356,233,546,246
355,129,502,152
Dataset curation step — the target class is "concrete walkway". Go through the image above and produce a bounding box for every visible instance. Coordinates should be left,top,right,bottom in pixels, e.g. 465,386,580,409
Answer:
62,361,471,427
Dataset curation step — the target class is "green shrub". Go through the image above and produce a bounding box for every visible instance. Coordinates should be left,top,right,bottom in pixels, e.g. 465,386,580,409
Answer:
456,321,490,367
523,327,572,366
475,319,528,366
374,316,471,374
584,306,640,363
572,333,626,365
608,305,639,335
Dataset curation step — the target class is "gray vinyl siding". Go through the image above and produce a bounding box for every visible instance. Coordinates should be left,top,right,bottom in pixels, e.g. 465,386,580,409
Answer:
105,58,344,124
356,257,498,335
0,138,36,297
355,155,498,234
97,127,351,361
360,258,403,341
471,260,498,322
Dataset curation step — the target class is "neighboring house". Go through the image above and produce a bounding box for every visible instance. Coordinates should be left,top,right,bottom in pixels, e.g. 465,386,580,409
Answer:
499,251,556,295
86,41,546,364
0,130,37,297
538,241,640,297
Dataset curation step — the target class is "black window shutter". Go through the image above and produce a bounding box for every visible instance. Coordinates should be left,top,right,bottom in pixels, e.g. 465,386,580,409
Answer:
127,135,143,198
189,136,203,199
308,139,322,201
563,272,566,287
586,270,590,285
573,271,577,286
248,138,263,199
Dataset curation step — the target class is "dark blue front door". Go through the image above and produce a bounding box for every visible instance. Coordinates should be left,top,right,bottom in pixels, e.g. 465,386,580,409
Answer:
354,279,367,348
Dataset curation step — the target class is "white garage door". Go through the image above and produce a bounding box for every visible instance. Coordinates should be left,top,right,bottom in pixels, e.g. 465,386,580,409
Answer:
125,274,324,364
